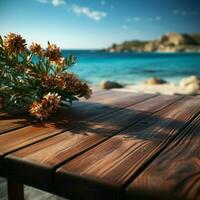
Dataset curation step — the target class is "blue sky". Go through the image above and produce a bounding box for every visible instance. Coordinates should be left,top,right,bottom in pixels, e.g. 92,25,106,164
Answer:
1,0,200,49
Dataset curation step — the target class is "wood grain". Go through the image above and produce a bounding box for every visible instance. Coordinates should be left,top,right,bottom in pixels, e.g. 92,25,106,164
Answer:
0,115,35,135
0,92,155,158
0,90,109,119
0,90,125,134
53,96,200,200
126,113,200,200
0,91,155,135
1,95,181,191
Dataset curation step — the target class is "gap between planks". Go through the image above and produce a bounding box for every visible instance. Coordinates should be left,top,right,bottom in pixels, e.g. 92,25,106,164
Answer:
0,91,156,135
53,96,200,200
125,107,200,200
0,90,123,134
0,92,157,159
0,95,183,194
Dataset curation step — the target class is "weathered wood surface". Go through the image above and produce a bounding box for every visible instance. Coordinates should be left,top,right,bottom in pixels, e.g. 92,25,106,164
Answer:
0,90,117,133
0,90,130,134
0,90,109,120
0,91,199,200
0,114,35,135
126,111,200,200
54,96,200,200
1,95,181,191
0,92,154,157
0,91,154,135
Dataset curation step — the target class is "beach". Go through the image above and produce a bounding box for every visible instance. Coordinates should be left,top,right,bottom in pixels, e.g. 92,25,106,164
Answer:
112,83,200,95
65,50,200,91
61,50,200,95
97,76,200,95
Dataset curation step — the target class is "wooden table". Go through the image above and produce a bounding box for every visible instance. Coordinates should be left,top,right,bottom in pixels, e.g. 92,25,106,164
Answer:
0,90,199,200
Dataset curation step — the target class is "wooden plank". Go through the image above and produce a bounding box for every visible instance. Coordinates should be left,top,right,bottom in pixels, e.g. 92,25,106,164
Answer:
126,114,200,200
0,90,108,119
0,92,155,156
0,90,127,134
0,115,35,135
0,110,27,120
1,95,182,191
53,96,200,200
0,91,155,134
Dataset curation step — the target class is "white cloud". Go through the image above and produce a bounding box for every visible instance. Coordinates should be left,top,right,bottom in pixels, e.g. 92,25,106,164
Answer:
36,0,65,6
52,0,65,6
36,0,107,21
72,5,107,21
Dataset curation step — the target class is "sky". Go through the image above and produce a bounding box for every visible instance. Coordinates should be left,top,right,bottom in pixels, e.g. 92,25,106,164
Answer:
0,0,200,49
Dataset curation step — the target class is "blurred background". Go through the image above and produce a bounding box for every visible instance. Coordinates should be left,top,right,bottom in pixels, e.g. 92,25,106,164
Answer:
1,0,200,93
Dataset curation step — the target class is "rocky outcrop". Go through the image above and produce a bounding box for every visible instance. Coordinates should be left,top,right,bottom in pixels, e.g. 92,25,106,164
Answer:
179,76,200,94
100,80,124,89
107,41,148,53
144,33,199,52
161,33,197,46
143,42,158,52
106,32,200,53
184,83,200,95
180,75,200,87
145,77,167,85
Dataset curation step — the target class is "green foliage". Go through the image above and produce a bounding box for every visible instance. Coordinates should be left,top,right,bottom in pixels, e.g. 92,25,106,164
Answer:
0,33,91,119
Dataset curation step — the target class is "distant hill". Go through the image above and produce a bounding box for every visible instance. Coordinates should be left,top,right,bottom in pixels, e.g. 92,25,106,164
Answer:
105,33,200,53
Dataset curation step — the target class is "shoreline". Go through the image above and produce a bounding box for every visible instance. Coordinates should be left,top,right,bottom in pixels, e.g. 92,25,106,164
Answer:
111,83,200,95
93,76,200,96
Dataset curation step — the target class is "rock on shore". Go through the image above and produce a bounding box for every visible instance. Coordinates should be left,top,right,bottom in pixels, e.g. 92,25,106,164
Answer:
179,75,200,94
145,77,167,85
99,76,200,95
100,80,124,89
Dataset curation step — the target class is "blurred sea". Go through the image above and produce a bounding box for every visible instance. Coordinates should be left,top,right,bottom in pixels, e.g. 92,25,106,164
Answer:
62,50,200,85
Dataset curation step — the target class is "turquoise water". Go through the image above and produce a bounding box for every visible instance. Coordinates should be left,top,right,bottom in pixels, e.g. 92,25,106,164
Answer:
63,50,200,85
